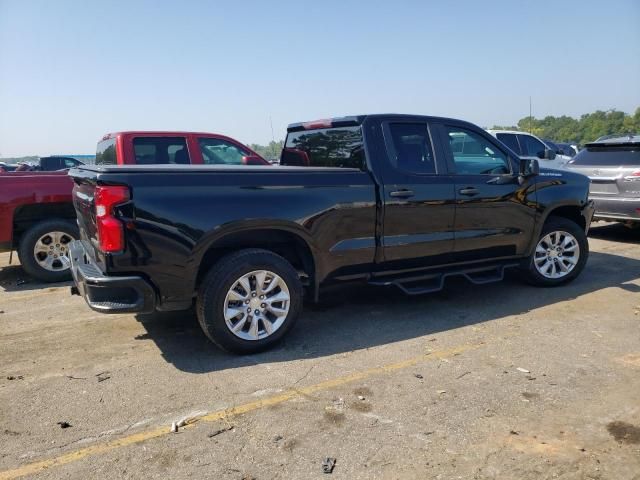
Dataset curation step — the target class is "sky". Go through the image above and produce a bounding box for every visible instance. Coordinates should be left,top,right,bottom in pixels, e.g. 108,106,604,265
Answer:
1,0,639,157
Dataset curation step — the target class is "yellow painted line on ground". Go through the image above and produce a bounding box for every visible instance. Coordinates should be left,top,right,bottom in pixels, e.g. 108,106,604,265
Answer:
0,342,482,480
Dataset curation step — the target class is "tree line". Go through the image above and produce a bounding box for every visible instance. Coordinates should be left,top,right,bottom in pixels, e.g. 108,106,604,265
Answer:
2,108,638,163
490,107,640,145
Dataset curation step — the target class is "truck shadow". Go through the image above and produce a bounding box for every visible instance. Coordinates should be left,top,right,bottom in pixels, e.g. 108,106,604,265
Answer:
134,245,640,374
588,222,640,245
0,263,73,292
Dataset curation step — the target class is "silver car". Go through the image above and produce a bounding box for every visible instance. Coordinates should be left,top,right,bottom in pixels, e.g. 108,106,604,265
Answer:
565,135,640,226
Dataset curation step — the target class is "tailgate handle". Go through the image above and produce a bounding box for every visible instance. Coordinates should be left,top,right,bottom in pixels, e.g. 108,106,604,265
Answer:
458,187,479,196
389,189,415,198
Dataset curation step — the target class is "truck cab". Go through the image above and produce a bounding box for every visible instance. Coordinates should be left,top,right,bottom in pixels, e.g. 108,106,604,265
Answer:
96,131,269,166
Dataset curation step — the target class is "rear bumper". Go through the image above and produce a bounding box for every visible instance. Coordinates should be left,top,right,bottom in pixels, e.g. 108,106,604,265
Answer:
69,240,156,314
591,196,640,222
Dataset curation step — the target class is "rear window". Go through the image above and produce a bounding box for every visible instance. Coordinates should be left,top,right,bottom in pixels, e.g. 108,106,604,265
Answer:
96,138,117,165
282,126,364,169
570,146,640,166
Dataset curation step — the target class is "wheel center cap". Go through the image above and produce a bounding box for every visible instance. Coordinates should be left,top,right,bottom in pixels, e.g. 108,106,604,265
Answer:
549,250,558,258
250,298,261,309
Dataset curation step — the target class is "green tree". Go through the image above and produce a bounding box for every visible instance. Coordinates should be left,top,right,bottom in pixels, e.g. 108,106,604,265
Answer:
248,140,284,161
490,107,639,145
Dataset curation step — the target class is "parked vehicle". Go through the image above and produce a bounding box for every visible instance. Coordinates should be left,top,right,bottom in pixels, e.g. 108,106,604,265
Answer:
69,114,594,354
39,156,85,171
0,162,18,172
0,131,266,282
565,134,640,226
487,130,572,169
0,171,78,282
554,142,579,157
1,157,84,172
96,131,269,165
543,139,579,158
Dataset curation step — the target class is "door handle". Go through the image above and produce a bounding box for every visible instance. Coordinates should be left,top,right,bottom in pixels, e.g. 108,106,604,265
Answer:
458,187,479,196
389,189,414,198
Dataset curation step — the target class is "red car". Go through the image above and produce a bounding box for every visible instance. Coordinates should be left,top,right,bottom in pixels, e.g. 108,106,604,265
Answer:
96,131,268,165
0,132,269,282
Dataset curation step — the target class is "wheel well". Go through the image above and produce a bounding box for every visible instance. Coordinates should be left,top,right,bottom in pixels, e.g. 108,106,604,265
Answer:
195,229,315,289
546,205,586,230
13,203,76,243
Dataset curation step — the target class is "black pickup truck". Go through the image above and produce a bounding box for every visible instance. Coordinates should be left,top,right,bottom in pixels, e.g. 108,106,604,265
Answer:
69,114,594,353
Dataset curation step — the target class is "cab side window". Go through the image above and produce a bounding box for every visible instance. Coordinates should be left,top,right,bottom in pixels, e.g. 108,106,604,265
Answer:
199,138,249,165
386,123,436,174
133,137,190,164
444,127,510,175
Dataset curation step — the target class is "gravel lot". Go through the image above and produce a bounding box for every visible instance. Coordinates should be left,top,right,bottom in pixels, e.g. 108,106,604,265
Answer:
1,222,639,480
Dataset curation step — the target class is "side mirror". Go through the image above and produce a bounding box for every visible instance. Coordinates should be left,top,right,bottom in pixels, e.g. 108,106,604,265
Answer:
519,158,540,177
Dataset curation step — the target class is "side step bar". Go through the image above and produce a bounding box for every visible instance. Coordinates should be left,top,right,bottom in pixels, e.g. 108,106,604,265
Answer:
368,263,520,296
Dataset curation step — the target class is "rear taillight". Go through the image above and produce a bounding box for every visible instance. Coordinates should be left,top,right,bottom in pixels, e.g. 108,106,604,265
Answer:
95,185,129,252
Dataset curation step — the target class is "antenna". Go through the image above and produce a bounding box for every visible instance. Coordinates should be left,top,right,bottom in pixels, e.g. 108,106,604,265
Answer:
529,96,532,133
269,116,276,159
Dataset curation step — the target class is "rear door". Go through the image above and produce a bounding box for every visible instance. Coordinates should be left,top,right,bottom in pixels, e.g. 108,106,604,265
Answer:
124,135,192,165
376,119,456,269
435,123,537,260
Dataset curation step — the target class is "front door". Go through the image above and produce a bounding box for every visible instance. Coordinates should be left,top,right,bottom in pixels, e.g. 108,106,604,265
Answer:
376,120,456,271
436,123,537,261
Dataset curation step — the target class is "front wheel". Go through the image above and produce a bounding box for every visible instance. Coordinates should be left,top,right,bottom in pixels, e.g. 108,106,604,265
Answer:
196,249,303,354
520,216,588,287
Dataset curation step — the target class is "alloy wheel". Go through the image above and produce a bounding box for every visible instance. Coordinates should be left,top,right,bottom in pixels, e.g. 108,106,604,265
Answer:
223,270,291,341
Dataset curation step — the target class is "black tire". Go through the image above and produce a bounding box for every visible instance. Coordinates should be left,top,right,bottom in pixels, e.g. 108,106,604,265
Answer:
520,216,588,287
196,249,303,354
17,219,79,283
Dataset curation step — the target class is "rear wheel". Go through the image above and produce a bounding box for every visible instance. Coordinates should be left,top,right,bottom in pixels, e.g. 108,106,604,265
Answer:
520,217,588,287
196,249,303,354
17,219,79,283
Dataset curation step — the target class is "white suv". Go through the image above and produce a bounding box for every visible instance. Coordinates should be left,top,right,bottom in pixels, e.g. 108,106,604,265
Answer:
487,130,572,170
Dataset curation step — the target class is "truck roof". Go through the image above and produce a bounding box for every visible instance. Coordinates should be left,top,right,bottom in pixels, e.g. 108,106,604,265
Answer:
287,114,478,132
100,131,243,140
486,129,529,135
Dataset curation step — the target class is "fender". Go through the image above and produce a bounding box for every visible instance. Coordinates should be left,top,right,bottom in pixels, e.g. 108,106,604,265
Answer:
186,219,321,297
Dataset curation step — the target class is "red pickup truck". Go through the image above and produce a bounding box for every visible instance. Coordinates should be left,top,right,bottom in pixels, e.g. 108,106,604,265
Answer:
96,131,268,166
0,131,269,282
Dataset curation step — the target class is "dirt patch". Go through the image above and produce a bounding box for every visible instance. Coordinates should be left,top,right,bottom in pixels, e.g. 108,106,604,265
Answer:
351,401,373,413
324,410,346,426
606,421,640,444
522,392,539,400
282,438,298,452
353,386,372,397
615,353,640,368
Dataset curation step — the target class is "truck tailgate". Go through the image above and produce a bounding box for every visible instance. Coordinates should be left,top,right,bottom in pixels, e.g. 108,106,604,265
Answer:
70,170,100,259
